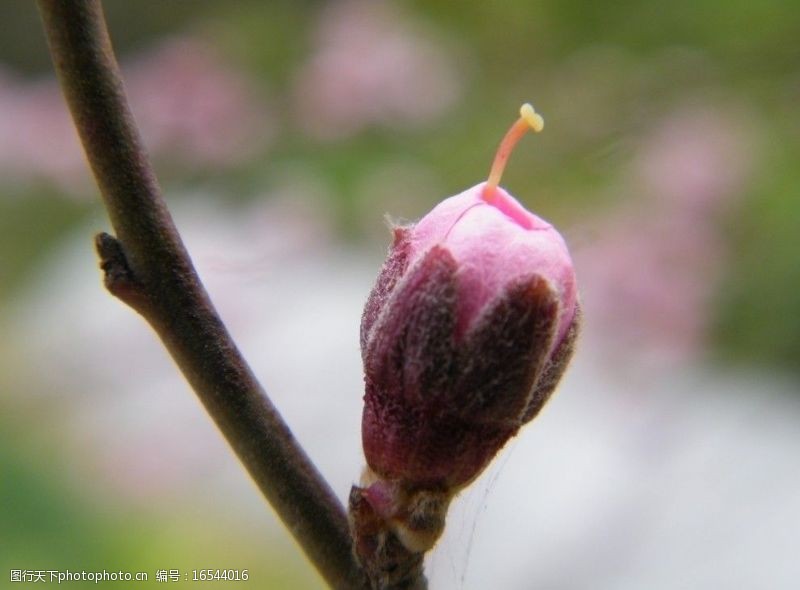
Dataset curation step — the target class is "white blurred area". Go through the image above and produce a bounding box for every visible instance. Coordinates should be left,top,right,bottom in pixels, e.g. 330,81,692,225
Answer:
433,347,800,589
3,173,799,589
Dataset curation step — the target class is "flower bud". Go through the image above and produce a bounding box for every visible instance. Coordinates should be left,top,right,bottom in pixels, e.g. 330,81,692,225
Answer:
350,105,580,568
361,181,578,486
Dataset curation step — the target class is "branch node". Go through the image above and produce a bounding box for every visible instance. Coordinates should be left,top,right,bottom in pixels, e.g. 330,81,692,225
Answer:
95,232,149,312
349,485,428,590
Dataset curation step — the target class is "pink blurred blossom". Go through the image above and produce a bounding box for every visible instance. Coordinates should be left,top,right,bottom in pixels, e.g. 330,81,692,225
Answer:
0,36,272,196
293,0,462,140
575,104,756,364
0,66,88,190
636,105,752,215
125,37,272,168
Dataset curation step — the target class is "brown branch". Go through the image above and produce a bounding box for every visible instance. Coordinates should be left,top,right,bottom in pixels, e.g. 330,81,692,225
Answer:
36,2,367,588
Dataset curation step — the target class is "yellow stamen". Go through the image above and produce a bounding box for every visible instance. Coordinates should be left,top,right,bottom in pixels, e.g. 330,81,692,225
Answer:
483,103,544,200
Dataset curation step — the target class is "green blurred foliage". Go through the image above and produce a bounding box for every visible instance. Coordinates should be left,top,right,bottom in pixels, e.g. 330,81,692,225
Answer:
0,192,95,299
0,415,322,588
713,136,800,369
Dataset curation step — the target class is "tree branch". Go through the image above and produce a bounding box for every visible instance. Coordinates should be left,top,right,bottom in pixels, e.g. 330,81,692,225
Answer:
36,2,367,588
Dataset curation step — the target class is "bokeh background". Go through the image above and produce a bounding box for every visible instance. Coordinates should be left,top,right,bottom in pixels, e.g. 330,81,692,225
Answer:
2,1,799,588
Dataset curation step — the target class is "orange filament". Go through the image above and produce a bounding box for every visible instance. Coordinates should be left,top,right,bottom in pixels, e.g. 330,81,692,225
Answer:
483,103,544,201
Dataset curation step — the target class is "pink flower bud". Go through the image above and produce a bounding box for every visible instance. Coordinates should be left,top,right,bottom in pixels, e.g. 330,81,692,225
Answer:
360,182,578,491
407,181,577,344
351,105,580,568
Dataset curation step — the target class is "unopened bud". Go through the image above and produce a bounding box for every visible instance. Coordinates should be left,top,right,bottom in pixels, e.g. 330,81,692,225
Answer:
351,105,580,569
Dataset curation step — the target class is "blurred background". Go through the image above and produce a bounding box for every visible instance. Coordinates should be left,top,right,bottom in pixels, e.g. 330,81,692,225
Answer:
1,0,799,588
